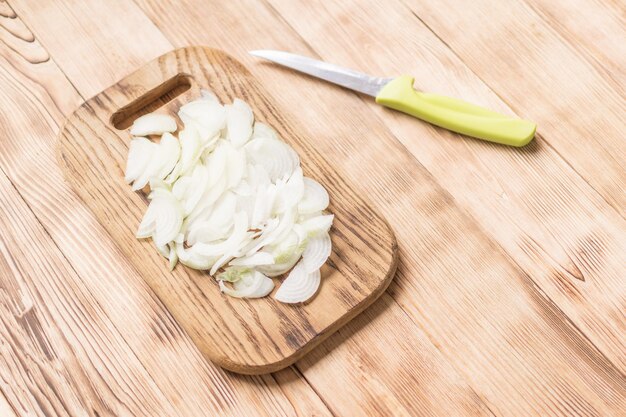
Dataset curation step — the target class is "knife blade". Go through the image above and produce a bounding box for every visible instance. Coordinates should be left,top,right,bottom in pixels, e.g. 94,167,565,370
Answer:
249,50,392,97
249,50,536,147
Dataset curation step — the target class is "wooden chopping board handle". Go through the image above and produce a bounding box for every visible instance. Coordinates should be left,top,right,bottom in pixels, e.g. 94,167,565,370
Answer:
104,50,198,129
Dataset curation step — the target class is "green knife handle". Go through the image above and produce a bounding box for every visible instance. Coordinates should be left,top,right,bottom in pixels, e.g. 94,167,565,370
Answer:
375,75,536,146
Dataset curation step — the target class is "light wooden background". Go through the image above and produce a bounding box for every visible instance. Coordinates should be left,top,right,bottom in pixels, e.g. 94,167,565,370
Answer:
0,0,624,416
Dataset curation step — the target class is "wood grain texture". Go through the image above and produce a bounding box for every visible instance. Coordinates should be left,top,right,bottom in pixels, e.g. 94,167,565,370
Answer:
522,0,626,95
402,0,626,214
0,3,335,416
264,0,626,373
7,1,501,416
132,0,626,414
7,0,171,98
57,46,398,374
2,0,625,415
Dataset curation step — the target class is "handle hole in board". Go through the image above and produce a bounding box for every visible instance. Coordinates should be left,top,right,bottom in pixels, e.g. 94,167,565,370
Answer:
110,73,192,130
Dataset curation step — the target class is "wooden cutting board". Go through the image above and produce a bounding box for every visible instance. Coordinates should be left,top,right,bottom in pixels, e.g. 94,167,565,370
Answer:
57,46,397,374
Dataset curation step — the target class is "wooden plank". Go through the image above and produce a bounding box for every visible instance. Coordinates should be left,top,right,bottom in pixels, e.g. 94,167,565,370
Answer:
130,0,626,415
8,0,171,98
0,389,18,417
0,5,327,417
401,0,626,214
0,172,181,417
522,0,625,95
270,368,334,417
263,0,626,373
57,46,398,374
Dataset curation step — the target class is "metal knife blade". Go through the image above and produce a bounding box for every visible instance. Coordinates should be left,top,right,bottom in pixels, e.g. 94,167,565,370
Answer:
249,50,392,97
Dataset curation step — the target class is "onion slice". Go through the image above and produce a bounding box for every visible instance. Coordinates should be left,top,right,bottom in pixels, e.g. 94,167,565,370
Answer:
132,132,180,191
302,232,331,273
137,189,183,247
126,94,334,303
125,137,156,184
301,214,334,238
274,262,320,303
226,99,254,147
130,113,177,136
175,241,216,270
178,99,226,141
244,137,299,182
218,269,274,298
299,177,329,214
274,167,304,214
166,126,202,183
230,251,274,267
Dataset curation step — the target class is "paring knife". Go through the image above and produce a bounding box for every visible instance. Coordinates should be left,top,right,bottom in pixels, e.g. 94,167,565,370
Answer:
249,50,536,147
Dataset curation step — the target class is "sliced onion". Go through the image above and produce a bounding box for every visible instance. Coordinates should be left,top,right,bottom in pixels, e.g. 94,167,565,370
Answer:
186,190,236,244
181,163,210,215
187,221,232,246
251,183,278,228
152,198,183,247
149,177,170,192
299,177,329,214
301,214,334,238
185,173,227,224
194,211,249,257
129,113,176,136
230,251,274,267
219,270,274,298
176,241,216,270
274,262,320,303
246,163,271,189
201,133,220,154
154,132,181,179
126,93,333,302
136,204,158,238
237,217,277,254
205,191,237,226
137,190,183,247
206,141,229,185
274,167,304,214
252,122,279,140
132,132,180,190
302,232,331,273
172,175,192,200
125,137,156,184
256,230,303,277
245,208,295,256
232,180,254,197
226,99,253,147
226,145,246,189
178,99,226,142
244,137,299,182
256,275,276,297
166,126,201,183
216,266,251,282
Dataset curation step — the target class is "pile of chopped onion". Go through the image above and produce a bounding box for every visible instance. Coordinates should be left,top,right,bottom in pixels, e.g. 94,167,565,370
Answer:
124,91,333,303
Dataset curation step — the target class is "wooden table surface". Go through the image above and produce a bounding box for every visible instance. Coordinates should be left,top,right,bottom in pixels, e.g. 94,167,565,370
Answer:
0,0,624,416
